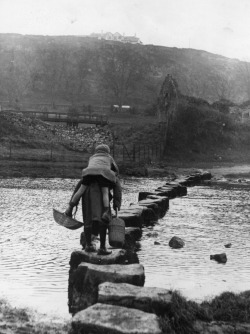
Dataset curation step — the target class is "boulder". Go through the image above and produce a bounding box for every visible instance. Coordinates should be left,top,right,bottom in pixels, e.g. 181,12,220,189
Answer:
68,262,145,314
169,236,185,249
210,253,227,263
98,282,172,315
72,303,162,334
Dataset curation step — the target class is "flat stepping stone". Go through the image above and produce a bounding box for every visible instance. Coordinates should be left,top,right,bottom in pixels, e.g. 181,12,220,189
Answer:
145,195,169,217
98,282,172,315
118,210,144,228
69,263,145,314
72,303,162,334
125,227,142,247
125,227,142,240
69,249,137,269
128,204,158,223
137,200,159,216
165,183,187,196
138,191,156,201
155,187,177,198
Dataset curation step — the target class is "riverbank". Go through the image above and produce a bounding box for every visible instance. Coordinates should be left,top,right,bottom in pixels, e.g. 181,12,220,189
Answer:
1,290,250,334
1,157,250,180
0,298,71,334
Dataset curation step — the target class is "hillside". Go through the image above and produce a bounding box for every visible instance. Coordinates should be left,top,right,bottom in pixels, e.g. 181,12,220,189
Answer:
0,33,249,111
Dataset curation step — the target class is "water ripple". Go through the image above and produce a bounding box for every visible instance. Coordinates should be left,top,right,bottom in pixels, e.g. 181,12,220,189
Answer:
0,177,250,316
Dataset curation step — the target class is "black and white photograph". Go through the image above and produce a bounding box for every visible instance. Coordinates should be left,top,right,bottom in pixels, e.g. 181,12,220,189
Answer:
0,0,250,333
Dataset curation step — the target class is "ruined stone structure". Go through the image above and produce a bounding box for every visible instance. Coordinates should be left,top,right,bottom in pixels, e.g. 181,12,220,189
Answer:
157,74,179,146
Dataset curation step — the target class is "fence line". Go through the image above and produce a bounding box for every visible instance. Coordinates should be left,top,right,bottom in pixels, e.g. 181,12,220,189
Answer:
0,141,164,164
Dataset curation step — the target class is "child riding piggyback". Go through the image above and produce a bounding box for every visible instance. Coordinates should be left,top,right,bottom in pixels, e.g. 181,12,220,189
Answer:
65,144,119,222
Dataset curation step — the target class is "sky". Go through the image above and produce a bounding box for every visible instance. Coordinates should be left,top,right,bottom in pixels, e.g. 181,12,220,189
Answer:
0,0,250,61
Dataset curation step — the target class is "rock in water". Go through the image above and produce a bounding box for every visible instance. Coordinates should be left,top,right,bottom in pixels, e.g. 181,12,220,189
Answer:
210,253,227,263
169,236,185,249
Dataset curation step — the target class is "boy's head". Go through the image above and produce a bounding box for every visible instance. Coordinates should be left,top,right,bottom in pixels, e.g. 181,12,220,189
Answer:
95,144,110,154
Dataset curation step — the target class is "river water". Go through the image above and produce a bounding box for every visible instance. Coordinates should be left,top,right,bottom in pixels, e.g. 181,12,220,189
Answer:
0,176,250,319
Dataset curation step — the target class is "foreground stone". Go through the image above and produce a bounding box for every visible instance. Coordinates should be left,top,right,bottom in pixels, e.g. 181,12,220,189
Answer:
69,263,145,314
169,236,185,249
72,303,162,334
98,282,172,315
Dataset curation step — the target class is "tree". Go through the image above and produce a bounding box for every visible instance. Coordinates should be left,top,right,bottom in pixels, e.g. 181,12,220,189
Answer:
0,48,33,106
210,73,235,101
97,43,150,107
238,61,250,100
61,47,94,104
34,42,67,106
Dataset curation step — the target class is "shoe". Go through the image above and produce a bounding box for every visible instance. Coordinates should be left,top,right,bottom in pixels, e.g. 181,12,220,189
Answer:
97,248,112,256
85,244,96,252
102,210,111,223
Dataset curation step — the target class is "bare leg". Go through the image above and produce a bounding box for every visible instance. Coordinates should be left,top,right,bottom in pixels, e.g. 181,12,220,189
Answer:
84,229,96,252
101,187,109,208
65,184,87,217
97,225,112,255
101,187,111,223
71,184,87,204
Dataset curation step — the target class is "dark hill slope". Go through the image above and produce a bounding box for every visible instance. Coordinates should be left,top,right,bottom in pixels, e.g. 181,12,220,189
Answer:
0,33,248,109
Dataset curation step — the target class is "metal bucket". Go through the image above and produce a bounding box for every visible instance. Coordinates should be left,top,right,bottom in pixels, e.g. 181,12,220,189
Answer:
108,211,125,248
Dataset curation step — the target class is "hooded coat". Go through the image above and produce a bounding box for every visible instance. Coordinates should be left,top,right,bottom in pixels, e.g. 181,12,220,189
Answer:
82,144,119,184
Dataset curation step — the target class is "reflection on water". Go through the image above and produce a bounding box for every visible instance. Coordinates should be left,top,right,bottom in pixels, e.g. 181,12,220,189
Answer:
0,177,250,318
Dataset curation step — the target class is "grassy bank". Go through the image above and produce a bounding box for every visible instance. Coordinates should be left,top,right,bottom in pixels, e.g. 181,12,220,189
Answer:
0,298,71,334
1,290,250,334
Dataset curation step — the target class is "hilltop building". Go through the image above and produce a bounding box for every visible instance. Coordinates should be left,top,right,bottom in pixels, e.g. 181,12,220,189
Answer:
90,32,142,44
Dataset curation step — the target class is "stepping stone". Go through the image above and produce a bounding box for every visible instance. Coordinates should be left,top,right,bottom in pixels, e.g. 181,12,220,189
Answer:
173,178,190,186
165,182,187,196
98,282,172,315
129,204,158,223
155,188,176,199
138,191,156,201
137,200,159,217
201,171,212,180
145,195,169,218
68,263,145,314
118,210,144,228
125,227,142,248
72,303,162,334
69,249,137,269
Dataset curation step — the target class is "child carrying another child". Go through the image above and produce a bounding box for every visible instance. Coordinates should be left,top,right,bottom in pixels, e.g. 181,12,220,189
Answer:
64,144,120,254
65,143,118,219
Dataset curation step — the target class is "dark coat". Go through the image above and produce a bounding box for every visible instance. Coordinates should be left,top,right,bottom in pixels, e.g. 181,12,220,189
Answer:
71,177,122,234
